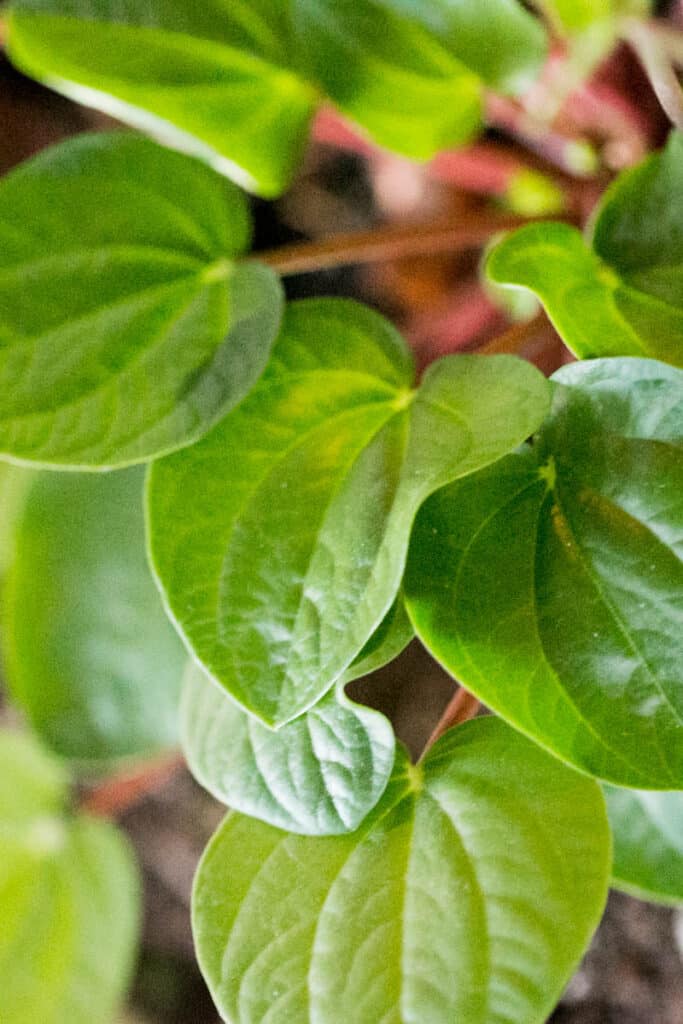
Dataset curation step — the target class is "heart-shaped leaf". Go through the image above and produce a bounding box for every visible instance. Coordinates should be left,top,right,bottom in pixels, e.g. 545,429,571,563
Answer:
0,730,140,1024
7,0,317,198
193,716,610,1024
604,786,683,904
148,298,551,727
3,466,186,764
0,131,283,468
182,598,412,835
7,1,545,194
487,132,683,367
406,357,683,788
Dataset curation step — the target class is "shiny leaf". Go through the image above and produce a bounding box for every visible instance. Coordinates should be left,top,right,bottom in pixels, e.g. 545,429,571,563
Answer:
604,786,683,904
148,298,551,727
193,717,610,1024
181,599,412,835
487,132,683,367
406,357,683,788
0,131,282,467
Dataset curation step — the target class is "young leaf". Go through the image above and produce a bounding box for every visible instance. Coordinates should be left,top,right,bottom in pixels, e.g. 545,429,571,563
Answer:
181,599,413,836
193,717,610,1024
7,0,317,197
147,298,551,727
406,357,683,789
3,466,187,764
294,0,545,159
0,730,140,1024
0,131,283,468
487,132,683,367
604,786,683,905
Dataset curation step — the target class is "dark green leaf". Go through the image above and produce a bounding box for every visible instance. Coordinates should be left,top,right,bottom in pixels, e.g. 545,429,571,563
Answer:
7,0,317,197
406,357,683,788
0,730,140,1024
604,786,683,904
3,466,186,764
487,132,683,367
0,131,282,467
148,298,551,726
182,599,412,835
193,717,610,1024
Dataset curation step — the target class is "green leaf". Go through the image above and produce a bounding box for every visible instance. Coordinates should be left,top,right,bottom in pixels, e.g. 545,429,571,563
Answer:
7,0,318,197
148,298,551,727
406,357,683,789
193,716,610,1024
182,599,412,836
8,1,545,191
535,0,652,33
487,132,683,367
0,131,283,468
294,0,545,159
605,786,683,905
0,730,69,823
0,730,140,1024
3,466,187,764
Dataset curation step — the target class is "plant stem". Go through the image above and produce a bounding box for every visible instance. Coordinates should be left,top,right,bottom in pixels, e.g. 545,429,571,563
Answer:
623,19,683,130
421,686,482,760
78,751,184,819
477,311,550,355
256,213,534,276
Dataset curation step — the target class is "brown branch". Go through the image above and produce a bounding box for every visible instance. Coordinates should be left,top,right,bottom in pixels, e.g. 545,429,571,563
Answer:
421,686,482,760
256,213,538,277
78,751,185,819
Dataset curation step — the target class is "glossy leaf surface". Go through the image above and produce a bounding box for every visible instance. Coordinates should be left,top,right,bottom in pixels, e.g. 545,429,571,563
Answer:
3,467,186,764
406,357,683,788
487,132,683,367
0,731,140,1024
604,786,683,904
0,131,282,467
193,717,610,1024
181,599,412,835
8,0,317,197
148,298,551,726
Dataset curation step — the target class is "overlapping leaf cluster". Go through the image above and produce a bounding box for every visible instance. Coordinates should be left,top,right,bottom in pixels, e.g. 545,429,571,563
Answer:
0,6,681,1019
7,0,547,195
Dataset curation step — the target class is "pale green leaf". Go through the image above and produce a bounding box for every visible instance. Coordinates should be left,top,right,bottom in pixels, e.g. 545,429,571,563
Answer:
0,730,69,823
604,786,683,904
0,730,140,1024
0,131,283,468
7,0,317,197
181,599,412,835
487,132,683,367
3,466,187,764
406,357,683,788
193,717,610,1024
148,298,551,727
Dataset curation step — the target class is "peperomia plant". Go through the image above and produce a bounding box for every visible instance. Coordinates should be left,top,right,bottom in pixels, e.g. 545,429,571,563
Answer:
0,1,681,1023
